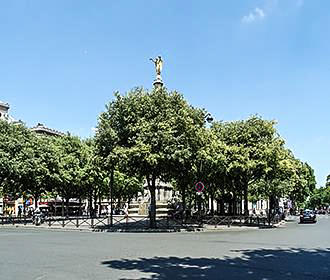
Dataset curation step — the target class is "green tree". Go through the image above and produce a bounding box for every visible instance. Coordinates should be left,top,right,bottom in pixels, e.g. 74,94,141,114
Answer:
0,121,31,195
288,160,316,209
307,186,330,210
166,101,206,217
196,127,227,215
212,116,282,215
53,135,86,216
113,170,143,206
326,174,330,188
96,87,205,227
16,134,59,208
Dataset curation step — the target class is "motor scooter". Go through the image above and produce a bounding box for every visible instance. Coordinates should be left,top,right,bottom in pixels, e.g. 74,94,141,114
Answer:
32,211,45,226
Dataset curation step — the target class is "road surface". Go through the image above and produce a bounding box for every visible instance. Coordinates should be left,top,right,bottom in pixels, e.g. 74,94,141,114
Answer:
0,215,329,279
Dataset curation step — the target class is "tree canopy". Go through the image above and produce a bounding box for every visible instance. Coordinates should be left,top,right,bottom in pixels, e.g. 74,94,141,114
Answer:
0,86,318,223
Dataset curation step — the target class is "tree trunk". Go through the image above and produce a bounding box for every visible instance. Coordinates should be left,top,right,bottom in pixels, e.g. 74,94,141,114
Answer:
243,185,249,216
65,197,69,217
148,176,157,229
78,197,82,216
110,167,114,226
54,197,57,216
23,194,26,216
89,191,93,217
240,194,243,215
197,193,202,219
219,198,225,215
268,195,275,224
228,200,233,215
182,183,186,220
34,194,39,209
61,199,64,217
94,191,97,217
233,193,237,215
210,192,214,216
118,197,121,212
98,194,102,216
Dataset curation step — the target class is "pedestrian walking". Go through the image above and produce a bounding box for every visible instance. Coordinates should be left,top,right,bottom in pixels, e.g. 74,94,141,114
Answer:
124,203,129,223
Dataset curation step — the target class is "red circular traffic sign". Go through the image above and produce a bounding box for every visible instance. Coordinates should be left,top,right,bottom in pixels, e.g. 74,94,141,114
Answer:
195,181,205,192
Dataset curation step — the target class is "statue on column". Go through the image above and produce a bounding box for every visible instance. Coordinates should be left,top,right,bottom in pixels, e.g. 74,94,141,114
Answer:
150,56,163,76
150,56,164,88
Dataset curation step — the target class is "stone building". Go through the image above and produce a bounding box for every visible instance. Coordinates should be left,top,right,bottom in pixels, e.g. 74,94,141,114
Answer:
31,123,65,136
0,101,17,123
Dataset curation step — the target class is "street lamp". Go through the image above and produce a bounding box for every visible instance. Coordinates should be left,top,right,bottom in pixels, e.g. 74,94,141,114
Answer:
109,166,114,227
205,113,213,123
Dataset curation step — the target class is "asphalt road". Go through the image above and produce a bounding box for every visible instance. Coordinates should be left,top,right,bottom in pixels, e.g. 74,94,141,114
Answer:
0,215,329,280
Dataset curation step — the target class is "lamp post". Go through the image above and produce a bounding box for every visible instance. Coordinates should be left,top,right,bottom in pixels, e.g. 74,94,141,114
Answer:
196,191,202,222
195,113,213,223
109,167,114,227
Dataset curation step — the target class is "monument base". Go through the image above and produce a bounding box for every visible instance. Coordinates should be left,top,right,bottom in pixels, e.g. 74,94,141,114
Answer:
153,75,163,89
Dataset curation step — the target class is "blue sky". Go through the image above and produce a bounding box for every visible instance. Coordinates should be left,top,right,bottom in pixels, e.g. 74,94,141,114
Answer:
0,1,329,185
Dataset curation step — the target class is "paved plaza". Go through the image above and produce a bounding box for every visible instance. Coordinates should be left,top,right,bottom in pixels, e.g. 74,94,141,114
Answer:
0,216,330,280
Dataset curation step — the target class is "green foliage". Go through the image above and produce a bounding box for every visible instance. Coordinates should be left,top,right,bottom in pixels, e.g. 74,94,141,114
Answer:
113,170,143,203
307,187,330,209
16,135,59,201
0,87,318,218
95,87,209,226
326,174,330,188
52,135,86,200
0,120,31,191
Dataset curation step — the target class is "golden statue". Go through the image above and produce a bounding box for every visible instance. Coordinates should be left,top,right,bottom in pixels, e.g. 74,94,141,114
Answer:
150,56,163,76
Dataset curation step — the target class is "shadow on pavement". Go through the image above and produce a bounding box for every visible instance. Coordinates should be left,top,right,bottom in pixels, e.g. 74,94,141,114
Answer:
101,247,330,280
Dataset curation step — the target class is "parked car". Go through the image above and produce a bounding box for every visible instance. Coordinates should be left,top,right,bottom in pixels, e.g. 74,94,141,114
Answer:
300,210,316,223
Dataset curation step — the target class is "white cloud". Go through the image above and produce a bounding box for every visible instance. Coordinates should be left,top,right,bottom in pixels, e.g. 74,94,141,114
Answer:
242,7,266,23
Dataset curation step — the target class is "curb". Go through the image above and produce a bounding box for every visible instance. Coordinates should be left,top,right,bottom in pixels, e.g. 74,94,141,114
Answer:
1,224,93,232
1,221,287,233
93,226,204,233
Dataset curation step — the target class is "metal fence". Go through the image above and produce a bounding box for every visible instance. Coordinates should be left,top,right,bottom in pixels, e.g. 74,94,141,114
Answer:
0,215,152,230
203,215,273,227
0,214,282,230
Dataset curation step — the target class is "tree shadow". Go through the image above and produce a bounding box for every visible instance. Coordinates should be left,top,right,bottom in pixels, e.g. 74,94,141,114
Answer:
94,217,202,232
101,247,330,279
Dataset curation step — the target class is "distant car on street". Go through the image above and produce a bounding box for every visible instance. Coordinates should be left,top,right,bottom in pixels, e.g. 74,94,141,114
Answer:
300,210,316,223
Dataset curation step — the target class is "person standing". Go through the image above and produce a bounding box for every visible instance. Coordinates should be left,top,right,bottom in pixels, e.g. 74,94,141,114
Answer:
18,206,22,218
